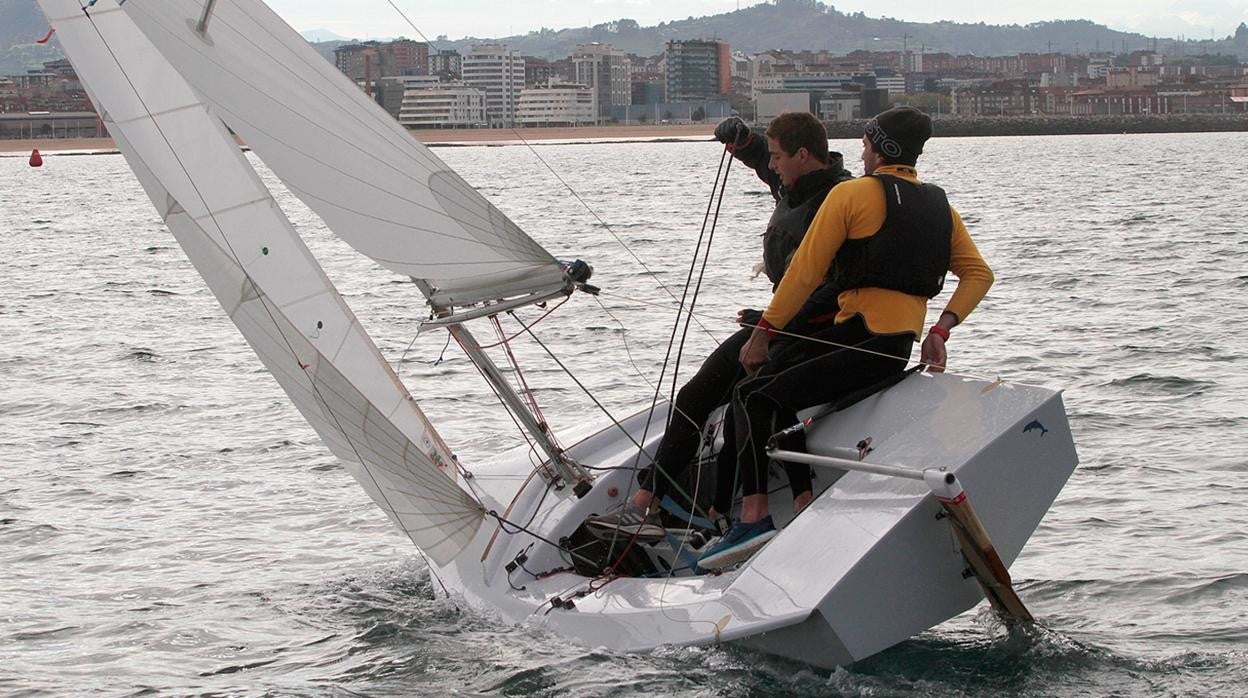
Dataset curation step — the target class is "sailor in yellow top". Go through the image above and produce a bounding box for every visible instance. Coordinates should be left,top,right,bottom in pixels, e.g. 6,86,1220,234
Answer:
698,106,995,571
753,164,992,349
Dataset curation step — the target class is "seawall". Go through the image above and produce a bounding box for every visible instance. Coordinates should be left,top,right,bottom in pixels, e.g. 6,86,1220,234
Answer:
824,113,1248,139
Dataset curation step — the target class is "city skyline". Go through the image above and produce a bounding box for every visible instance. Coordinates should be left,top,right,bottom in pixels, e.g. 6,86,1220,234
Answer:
268,0,1248,45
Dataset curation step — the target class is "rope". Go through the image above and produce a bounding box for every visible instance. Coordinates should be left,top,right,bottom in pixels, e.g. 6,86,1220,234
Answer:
506,135,720,342
624,146,734,509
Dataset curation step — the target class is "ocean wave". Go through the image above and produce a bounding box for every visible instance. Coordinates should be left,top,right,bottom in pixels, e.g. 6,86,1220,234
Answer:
1104,373,1216,396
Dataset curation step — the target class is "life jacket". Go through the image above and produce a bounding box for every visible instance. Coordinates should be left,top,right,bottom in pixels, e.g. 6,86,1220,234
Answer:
762,167,849,288
832,174,951,299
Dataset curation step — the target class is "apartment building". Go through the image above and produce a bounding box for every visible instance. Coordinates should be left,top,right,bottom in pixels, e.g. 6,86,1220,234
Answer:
398,82,487,128
335,40,430,83
516,83,595,126
665,39,730,102
429,50,462,79
951,80,1039,116
572,43,630,122
462,44,525,127
376,75,440,118
387,39,430,76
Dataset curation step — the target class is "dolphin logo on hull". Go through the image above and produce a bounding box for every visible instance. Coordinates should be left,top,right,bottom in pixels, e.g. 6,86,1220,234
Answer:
1023,420,1049,437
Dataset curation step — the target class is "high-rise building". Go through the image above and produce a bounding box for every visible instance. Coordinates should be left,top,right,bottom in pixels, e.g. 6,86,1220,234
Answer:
334,39,429,84
572,43,630,122
334,42,381,83
524,58,555,89
430,50,462,79
387,39,430,76
665,39,730,102
462,44,525,127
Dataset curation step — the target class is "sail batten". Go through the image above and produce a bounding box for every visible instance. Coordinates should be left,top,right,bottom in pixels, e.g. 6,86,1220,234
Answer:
118,0,568,310
41,0,484,565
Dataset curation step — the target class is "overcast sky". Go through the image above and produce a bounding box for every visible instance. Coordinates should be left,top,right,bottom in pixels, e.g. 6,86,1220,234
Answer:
268,0,1248,43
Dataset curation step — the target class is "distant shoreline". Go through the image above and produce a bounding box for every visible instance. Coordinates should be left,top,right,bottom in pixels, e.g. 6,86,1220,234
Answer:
823,113,1248,138
4,115,1246,156
0,123,716,155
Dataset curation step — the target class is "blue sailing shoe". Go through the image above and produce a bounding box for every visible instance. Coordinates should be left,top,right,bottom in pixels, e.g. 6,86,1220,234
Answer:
696,516,777,570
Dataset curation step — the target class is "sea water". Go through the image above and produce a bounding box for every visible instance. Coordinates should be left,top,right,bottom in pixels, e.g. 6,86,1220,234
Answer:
1,132,1246,695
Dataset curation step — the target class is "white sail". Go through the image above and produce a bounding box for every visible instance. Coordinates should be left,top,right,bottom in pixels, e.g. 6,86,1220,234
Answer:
40,0,483,565
115,0,566,310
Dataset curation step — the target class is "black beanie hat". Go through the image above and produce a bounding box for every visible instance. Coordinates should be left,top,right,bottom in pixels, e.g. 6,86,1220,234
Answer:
865,106,932,165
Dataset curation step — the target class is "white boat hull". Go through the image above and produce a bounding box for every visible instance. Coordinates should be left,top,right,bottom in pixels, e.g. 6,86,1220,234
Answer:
433,372,1078,667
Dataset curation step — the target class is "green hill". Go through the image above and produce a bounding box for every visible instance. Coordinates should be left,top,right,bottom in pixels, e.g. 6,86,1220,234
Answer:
3,0,1244,75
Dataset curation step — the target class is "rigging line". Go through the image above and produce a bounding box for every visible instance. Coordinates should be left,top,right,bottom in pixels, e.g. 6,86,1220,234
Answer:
391,316,451,376
446,328,560,493
521,469,556,530
593,287,761,434
489,315,559,447
77,9,456,556
666,147,733,423
651,156,734,532
589,294,657,392
471,296,568,350
484,510,600,569
382,0,443,52
625,147,734,500
553,150,738,533
507,131,720,342
414,547,456,605
596,287,935,366
587,293,746,478
507,312,651,459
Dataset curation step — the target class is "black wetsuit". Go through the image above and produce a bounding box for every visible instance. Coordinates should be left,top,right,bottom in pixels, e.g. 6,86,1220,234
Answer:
640,134,851,514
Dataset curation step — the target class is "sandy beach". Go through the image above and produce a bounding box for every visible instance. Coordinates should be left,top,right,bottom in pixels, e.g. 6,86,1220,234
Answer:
0,123,717,155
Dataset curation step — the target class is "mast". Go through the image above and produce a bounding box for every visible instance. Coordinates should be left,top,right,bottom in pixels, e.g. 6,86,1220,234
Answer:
418,276,594,495
450,324,591,493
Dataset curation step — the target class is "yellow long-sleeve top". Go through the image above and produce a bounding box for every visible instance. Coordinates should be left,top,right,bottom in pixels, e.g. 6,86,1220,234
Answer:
761,164,994,337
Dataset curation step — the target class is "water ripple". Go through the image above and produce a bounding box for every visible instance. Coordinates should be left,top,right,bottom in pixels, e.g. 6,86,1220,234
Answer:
3,133,1247,695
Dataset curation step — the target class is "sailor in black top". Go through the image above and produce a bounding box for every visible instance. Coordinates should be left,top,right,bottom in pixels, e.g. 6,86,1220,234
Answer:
588,112,852,539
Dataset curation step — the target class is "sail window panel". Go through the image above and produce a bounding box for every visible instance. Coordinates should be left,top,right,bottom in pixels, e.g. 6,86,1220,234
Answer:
120,0,565,308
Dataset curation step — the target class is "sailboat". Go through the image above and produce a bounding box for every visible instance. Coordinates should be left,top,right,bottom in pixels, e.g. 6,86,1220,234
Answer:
38,0,1078,669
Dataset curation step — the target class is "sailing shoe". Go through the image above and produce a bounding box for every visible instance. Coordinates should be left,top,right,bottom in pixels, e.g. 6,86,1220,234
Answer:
586,505,665,541
696,516,777,570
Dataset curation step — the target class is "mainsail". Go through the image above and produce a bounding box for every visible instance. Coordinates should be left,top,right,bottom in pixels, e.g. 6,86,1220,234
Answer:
40,0,484,565
116,0,567,311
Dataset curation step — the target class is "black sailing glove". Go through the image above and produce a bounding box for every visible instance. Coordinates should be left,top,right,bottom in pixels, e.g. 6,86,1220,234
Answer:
713,116,751,147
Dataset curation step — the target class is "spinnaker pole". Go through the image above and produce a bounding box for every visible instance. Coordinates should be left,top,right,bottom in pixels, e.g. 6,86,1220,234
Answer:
768,448,1034,625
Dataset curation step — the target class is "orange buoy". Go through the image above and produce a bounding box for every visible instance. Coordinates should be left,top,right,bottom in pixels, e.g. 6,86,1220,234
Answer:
29,149,43,167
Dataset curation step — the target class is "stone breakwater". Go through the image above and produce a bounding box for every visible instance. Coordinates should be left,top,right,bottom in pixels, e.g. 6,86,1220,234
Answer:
824,113,1248,139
